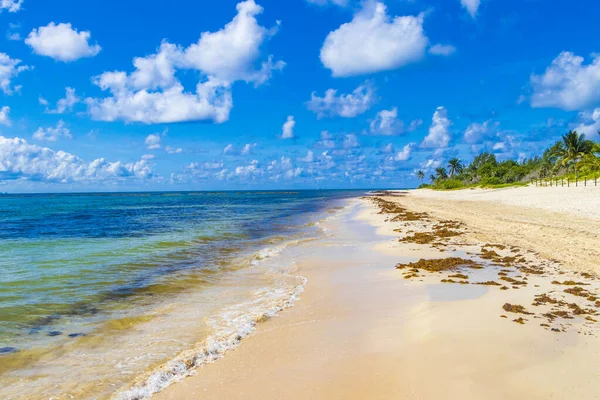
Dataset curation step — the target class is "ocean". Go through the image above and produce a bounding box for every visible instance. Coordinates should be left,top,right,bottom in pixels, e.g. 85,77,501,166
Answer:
0,190,362,399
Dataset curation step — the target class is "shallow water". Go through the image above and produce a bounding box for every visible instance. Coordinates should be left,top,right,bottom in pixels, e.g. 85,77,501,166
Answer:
0,190,362,399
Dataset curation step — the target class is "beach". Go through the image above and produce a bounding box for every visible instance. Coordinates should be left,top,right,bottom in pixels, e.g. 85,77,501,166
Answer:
153,186,600,400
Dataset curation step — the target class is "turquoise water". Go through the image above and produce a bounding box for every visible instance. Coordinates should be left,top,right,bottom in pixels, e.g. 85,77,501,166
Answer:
0,190,361,399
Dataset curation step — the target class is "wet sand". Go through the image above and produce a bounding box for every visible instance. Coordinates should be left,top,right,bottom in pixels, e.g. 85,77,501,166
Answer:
152,192,600,400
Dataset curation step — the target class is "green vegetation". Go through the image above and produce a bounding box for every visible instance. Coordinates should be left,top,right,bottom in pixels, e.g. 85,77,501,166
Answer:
418,131,600,190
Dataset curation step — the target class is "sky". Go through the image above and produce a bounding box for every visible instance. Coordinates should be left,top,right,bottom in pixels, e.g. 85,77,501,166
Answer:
0,0,599,192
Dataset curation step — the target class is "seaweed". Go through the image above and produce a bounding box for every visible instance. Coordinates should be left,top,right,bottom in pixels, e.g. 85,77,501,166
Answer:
503,303,533,315
396,258,482,273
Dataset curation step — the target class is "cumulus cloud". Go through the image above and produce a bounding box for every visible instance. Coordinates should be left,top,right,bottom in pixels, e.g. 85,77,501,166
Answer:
282,115,295,139
421,106,451,148
231,159,263,179
0,136,152,183
316,130,336,149
165,146,183,154
530,52,600,111
298,150,314,162
0,0,22,13
241,143,256,155
182,0,284,84
0,106,11,126
86,1,283,124
223,143,256,155
394,142,415,161
46,87,79,114
461,0,481,18
320,2,428,77
573,108,600,139
25,22,101,62
307,82,375,118
145,133,161,150
0,52,31,94
429,44,456,56
33,120,72,142
464,120,499,143
343,133,359,148
368,107,421,136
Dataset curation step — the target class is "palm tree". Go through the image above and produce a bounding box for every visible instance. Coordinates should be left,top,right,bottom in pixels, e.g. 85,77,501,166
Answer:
550,131,594,180
447,158,463,177
435,167,448,180
416,170,425,183
429,174,436,183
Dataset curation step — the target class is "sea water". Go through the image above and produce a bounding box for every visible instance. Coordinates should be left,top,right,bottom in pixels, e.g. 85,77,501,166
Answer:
0,190,362,399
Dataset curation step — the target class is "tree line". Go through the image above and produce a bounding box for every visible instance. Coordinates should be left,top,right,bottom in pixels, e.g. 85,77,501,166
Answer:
417,131,600,189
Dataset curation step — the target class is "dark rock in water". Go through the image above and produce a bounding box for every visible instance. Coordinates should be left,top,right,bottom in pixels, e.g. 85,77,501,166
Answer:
68,333,86,338
28,327,42,335
47,331,63,337
0,347,18,354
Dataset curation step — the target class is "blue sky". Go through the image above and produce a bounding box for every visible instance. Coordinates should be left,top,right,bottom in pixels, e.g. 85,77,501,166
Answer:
0,0,599,192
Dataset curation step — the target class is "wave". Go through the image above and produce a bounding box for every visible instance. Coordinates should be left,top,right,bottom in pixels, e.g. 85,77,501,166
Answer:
113,247,308,400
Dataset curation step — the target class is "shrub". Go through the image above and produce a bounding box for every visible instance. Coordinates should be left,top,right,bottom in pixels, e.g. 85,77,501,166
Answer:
434,179,465,190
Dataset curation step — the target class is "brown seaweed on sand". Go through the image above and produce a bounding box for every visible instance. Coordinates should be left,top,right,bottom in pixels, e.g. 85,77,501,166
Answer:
396,258,482,273
502,303,533,315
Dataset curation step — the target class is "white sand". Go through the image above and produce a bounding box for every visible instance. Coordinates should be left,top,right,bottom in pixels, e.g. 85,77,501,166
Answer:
399,187,600,274
150,194,600,400
412,186,600,220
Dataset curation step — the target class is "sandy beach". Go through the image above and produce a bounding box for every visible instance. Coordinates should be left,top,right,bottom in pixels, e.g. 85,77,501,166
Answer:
150,186,600,400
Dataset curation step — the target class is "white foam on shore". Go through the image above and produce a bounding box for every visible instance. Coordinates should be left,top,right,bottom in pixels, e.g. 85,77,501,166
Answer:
114,272,307,400
113,202,354,400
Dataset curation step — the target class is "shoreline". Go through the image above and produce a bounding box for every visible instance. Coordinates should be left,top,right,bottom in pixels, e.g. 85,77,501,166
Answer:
152,187,600,399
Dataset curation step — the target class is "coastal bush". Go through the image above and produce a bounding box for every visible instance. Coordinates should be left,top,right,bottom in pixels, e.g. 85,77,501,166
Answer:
415,130,600,191
434,179,464,190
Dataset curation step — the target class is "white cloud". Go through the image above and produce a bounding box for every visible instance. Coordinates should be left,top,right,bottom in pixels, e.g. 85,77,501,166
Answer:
223,144,234,154
182,0,284,85
282,115,295,139
395,142,415,161
241,143,256,155
307,82,375,118
25,22,101,62
46,87,79,114
408,119,423,131
464,120,499,143
141,154,155,160
165,146,183,154
320,2,428,77
343,133,359,148
87,75,233,124
33,120,72,142
0,52,31,94
421,106,451,148
87,1,282,124
0,0,22,13
0,106,11,126
429,44,456,56
0,136,152,182
573,108,600,138
232,159,262,178
369,107,403,135
381,143,394,154
145,133,161,150
461,0,481,18
39,96,49,106
6,22,21,40
421,158,442,171
298,150,314,162
530,52,600,111
316,130,336,148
